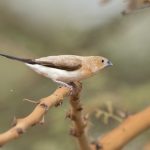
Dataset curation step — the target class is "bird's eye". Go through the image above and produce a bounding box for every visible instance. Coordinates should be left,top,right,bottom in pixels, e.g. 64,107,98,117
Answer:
102,59,104,63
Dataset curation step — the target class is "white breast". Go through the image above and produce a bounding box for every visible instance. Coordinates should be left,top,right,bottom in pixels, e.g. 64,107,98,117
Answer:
26,64,81,82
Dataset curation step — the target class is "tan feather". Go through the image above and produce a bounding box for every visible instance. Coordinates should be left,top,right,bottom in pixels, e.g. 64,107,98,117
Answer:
36,55,82,71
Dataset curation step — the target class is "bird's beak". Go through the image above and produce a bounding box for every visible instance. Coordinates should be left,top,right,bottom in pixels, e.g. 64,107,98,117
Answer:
107,60,113,66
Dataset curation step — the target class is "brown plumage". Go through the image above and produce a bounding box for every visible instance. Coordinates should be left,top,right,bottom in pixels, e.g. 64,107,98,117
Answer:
0,53,113,88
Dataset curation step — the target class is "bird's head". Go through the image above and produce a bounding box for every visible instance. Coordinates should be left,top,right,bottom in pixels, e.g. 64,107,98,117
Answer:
100,57,113,69
88,56,113,73
90,56,113,72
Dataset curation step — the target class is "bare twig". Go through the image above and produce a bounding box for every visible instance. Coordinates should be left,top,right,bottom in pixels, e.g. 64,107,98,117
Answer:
23,98,40,104
67,82,91,150
0,86,70,146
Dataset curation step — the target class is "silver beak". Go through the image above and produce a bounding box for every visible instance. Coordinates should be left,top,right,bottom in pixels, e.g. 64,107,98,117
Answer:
107,60,113,66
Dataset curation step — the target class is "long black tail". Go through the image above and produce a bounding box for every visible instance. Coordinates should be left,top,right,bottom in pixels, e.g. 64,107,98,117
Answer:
0,53,36,64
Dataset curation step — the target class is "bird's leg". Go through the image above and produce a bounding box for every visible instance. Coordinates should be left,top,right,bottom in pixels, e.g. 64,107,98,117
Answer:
53,80,74,93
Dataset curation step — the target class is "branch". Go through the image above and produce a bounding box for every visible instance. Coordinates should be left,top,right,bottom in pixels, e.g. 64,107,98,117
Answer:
97,107,150,150
143,142,150,150
67,82,91,150
1,82,150,150
122,0,150,15
0,86,70,146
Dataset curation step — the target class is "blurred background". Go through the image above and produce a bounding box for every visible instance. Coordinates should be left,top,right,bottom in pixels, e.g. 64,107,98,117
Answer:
0,0,150,150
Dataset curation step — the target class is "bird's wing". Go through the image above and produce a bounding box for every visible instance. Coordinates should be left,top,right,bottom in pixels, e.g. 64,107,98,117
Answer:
35,55,82,71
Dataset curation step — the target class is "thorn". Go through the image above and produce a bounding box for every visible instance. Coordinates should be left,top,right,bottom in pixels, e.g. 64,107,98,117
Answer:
70,96,80,103
23,98,40,104
66,111,76,121
91,141,102,150
96,144,102,150
16,128,25,135
11,116,17,127
69,128,83,137
31,123,37,127
55,100,63,107
82,122,88,128
83,114,89,121
76,106,83,111
65,111,71,119
70,128,79,137
40,103,49,111
39,116,45,125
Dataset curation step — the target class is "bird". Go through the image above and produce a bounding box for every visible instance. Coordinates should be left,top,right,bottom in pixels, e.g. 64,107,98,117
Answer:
0,53,113,90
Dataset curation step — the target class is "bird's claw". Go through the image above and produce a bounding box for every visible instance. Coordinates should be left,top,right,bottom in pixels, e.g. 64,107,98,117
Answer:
61,83,75,96
53,80,76,95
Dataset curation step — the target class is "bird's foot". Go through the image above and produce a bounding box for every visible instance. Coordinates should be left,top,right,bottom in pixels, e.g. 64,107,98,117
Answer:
53,80,76,95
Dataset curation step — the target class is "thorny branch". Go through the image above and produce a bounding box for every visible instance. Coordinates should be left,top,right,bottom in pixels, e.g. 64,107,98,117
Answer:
66,82,91,150
0,83,150,150
0,82,92,150
0,86,70,146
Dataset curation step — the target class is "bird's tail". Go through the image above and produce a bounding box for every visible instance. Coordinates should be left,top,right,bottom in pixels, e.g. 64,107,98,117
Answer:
0,53,36,64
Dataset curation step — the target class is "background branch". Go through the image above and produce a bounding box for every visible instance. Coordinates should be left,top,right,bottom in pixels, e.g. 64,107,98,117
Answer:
97,107,150,150
143,141,150,150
